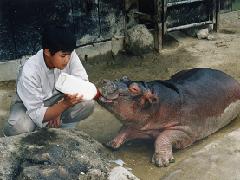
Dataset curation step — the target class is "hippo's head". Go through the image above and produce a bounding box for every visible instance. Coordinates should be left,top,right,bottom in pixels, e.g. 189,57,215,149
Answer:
97,76,158,126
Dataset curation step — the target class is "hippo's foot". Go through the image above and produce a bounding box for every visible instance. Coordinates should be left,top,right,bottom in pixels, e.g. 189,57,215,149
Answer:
104,129,131,150
152,151,175,167
104,140,122,150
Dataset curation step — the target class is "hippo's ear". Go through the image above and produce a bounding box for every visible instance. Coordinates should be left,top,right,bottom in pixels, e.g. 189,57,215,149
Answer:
129,82,141,95
140,90,158,108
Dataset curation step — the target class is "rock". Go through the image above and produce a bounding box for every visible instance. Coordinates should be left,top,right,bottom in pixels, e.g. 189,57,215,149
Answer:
0,128,113,179
0,128,139,179
207,34,216,41
88,169,104,179
125,24,154,55
108,166,140,180
215,41,228,48
110,159,126,166
197,28,209,39
126,9,138,29
41,153,50,160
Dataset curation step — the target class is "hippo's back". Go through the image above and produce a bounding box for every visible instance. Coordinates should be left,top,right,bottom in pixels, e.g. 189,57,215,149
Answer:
170,68,240,99
169,68,240,139
170,68,237,86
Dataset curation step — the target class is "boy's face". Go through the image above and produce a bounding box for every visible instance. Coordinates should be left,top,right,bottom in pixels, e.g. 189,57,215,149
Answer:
44,50,72,70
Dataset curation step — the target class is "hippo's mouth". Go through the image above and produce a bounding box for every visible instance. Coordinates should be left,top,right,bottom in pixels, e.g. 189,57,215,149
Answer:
98,87,119,103
98,80,121,103
99,96,114,103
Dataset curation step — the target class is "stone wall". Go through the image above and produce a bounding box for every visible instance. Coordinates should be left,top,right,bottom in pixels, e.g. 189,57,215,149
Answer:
0,0,124,61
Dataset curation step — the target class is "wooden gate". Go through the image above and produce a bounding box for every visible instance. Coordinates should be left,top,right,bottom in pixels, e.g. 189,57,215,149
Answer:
220,0,232,12
154,0,219,52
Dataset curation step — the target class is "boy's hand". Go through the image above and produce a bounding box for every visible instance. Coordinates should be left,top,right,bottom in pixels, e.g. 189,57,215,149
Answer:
62,93,83,107
48,116,61,128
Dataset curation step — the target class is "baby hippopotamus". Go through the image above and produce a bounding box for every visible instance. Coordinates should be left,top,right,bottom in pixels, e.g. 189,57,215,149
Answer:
97,68,240,167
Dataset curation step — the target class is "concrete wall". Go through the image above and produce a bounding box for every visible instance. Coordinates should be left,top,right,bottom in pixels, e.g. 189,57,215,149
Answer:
0,36,124,82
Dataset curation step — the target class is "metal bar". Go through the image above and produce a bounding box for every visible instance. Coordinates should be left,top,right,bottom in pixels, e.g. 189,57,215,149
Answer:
209,0,213,22
158,22,163,51
162,0,167,51
167,0,204,7
76,38,112,48
167,21,213,32
153,0,160,52
212,0,216,29
163,0,167,34
133,11,153,22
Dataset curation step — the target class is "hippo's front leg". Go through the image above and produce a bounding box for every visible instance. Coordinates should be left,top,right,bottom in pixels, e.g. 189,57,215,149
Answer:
106,129,129,149
106,126,152,149
153,128,193,167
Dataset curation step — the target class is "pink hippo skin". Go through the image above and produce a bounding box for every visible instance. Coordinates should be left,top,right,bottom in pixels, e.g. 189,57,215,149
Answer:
97,68,240,167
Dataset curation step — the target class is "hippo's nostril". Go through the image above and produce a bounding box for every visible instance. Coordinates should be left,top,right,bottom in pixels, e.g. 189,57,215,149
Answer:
108,82,117,94
121,76,129,81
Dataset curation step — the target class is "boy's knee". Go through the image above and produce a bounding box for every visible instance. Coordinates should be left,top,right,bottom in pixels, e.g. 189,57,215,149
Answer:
82,100,94,113
77,100,94,118
73,100,94,119
3,124,17,137
62,100,94,123
3,118,36,137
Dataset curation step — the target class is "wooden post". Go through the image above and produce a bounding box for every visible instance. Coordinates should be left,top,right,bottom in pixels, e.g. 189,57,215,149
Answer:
162,0,167,35
157,22,163,52
213,0,220,32
154,0,162,52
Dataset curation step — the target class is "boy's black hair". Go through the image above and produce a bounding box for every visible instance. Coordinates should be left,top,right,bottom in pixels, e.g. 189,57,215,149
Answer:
41,25,76,55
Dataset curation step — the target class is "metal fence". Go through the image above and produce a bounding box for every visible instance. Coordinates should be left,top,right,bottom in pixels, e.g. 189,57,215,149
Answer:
220,0,240,12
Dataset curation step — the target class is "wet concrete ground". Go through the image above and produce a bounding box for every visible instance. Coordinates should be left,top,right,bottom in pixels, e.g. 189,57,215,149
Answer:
0,11,240,179
78,106,240,179
78,11,240,179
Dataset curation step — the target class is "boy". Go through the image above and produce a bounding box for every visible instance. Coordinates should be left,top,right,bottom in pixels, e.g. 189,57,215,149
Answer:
3,26,94,136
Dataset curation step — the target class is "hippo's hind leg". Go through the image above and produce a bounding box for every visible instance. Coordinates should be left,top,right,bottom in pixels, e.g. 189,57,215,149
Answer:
153,127,193,167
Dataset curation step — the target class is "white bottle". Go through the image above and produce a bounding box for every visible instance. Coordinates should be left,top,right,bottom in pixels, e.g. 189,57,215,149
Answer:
55,73,97,101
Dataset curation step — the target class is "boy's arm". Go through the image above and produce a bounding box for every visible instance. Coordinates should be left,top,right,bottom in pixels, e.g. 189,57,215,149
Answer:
43,94,83,123
42,100,69,123
17,72,47,128
17,71,83,127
